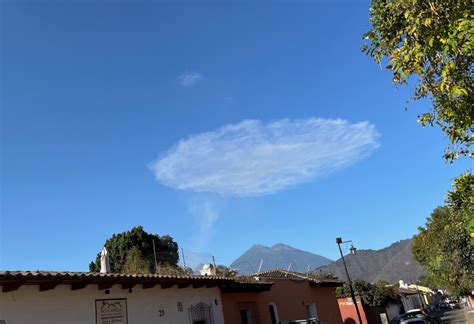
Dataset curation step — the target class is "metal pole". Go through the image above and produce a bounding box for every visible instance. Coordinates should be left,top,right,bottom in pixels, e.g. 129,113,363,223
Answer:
152,240,158,272
181,248,186,268
337,239,363,324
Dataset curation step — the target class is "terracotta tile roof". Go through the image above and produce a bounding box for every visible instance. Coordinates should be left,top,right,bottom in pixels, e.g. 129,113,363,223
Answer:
0,271,272,293
0,271,230,280
243,269,344,287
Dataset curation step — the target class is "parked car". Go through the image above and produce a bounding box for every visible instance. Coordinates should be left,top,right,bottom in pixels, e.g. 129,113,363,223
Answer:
448,300,460,309
400,318,427,324
397,309,441,324
436,302,450,311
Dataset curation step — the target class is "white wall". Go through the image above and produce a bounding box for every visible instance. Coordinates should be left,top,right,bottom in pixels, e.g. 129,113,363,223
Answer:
0,284,225,324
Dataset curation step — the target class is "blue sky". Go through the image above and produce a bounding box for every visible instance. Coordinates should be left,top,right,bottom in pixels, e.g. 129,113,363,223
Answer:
1,1,470,271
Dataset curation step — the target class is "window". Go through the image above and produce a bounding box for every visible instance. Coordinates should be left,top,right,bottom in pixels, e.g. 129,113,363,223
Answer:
306,303,318,319
238,302,259,324
268,303,279,324
189,302,213,324
240,309,253,324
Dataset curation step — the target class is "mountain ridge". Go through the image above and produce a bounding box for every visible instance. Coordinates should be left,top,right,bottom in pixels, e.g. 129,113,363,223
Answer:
231,238,425,283
316,238,425,283
230,243,332,274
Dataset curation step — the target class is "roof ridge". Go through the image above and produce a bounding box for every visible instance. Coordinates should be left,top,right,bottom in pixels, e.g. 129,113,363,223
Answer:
0,270,234,280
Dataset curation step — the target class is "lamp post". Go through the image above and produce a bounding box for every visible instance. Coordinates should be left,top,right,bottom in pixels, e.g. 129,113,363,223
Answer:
336,237,363,324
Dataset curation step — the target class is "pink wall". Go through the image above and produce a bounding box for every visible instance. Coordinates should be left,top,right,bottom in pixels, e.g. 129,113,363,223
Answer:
221,280,343,324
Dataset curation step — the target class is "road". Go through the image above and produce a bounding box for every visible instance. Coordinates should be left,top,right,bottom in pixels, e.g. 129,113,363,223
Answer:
440,308,474,323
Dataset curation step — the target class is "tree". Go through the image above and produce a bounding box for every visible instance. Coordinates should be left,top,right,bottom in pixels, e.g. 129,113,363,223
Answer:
336,279,396,307
89,226,179,273
311,270,338,280
412,173,474,297
215,265,238,277
363,0,473,161
446,172,474,243
416,275,438,290
154,264,193,276
123,246,151,274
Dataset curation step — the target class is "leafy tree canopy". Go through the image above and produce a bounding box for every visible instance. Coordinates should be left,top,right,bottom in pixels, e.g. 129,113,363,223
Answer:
363,0,473,161
215,265,239,277
89,226,179,273
336,279,396,307
311,270,338,280
123,246,151,274
416,275,438,290
412,173,474,297
154,264,193,276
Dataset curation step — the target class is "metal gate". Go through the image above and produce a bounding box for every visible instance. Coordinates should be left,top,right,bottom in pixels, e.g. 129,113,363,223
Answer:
189,302,214,324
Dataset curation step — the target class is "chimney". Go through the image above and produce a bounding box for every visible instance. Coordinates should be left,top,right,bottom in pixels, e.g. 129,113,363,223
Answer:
100,247,111,273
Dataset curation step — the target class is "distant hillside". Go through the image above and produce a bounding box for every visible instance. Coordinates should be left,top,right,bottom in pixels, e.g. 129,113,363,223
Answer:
316,238,425,284
230,243,332,274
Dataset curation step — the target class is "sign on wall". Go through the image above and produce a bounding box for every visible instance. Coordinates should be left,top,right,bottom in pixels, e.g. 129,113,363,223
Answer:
95,298,128,324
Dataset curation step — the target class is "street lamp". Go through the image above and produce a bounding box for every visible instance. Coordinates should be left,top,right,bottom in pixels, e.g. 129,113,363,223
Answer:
336,237,363,324
349,244,357,255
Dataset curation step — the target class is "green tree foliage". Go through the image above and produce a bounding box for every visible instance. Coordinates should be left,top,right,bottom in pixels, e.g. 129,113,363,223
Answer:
155,264,193,276
215,265,238,277
123,246,151,274
363,0,473,161
412,173,474,297
416,275,438,290
446,172,474,243
89,226,179,273
311,270,338,280
336,279,396,307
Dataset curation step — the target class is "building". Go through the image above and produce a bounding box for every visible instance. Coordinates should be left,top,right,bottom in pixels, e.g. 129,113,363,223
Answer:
0,271,271,324
337,295,366,324
394,281,431,311
221,269,344,324
337,294,398,324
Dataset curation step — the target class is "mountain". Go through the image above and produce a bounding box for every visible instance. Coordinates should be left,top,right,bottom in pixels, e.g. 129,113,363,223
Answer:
316,238,425,284
230,243,333,274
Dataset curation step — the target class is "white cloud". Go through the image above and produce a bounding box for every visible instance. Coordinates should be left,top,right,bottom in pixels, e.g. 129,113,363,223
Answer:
150,118,380,197
178,73,202,87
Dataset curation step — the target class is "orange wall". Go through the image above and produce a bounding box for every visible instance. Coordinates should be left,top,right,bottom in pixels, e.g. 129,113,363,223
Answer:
337,296,367,324
221,280,343,324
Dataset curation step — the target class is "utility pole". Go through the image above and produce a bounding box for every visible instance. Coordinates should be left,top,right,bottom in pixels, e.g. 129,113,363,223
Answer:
336,237,362,324
287,262,292,272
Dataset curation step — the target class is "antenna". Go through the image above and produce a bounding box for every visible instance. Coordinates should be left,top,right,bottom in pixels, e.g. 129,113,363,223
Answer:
181,248,186,268
152,240,158,272
257,259,263,273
